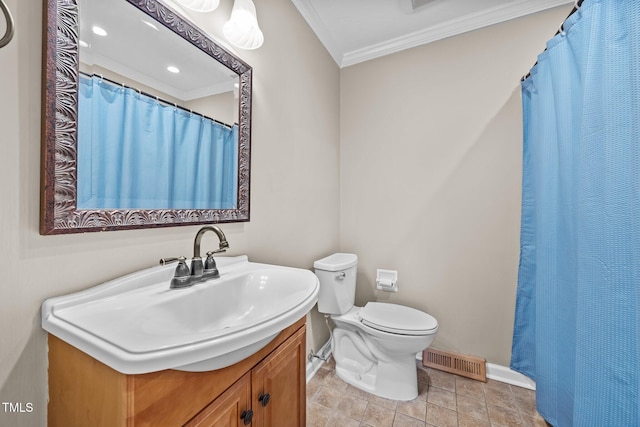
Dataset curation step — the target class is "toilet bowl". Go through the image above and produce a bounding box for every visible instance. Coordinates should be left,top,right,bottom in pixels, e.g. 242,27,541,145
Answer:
314,253,438,401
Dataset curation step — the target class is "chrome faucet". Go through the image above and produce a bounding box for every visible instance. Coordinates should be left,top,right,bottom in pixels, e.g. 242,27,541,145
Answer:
160,225,229,289
190,225,229,278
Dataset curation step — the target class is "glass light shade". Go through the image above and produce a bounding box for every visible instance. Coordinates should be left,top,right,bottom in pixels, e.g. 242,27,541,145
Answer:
223,0,264,50
174,0,220,12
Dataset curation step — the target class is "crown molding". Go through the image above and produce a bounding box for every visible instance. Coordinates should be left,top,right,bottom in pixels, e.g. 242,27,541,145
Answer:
290,0,344,65
292,0,574,68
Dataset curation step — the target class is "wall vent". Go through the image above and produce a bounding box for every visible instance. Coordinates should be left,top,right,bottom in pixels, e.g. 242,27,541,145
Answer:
422,349,486,382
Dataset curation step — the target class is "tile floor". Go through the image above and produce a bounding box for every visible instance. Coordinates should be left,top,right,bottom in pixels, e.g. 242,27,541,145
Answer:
306,357,549,427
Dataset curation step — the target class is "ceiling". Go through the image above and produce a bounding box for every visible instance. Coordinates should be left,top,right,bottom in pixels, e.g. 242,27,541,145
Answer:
79,0,237,101
290,0,573,68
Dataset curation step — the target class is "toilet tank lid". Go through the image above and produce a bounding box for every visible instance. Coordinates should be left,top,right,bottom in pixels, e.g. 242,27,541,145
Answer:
313,253,358,271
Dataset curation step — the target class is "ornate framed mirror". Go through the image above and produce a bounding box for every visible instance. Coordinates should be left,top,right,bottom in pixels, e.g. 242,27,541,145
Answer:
41,0,252,234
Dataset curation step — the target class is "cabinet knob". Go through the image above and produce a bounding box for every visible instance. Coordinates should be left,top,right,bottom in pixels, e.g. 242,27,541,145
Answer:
258,392,271,407
240,409,253,425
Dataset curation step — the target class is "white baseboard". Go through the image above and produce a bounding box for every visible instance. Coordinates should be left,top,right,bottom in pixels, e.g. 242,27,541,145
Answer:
486,363,536,390
306,340,536,391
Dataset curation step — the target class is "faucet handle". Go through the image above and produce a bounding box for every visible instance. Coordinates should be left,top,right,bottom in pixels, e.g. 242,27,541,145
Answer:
170,257,192,289
160,256,191,277
174,257,190,278
204,251,220,278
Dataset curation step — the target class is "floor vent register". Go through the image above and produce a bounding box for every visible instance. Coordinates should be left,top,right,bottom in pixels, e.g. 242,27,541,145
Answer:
422,348,486,382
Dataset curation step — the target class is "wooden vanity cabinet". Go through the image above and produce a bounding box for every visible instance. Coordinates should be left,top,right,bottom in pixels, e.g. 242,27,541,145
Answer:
48,317,307,427
184,372,252,427
250,329,306,427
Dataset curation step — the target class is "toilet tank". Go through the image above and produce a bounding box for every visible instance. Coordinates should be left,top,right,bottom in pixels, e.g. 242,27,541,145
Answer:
313,253,358,315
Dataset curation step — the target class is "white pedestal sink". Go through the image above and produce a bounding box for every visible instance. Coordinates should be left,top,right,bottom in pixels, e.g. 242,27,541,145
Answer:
42,256,319,374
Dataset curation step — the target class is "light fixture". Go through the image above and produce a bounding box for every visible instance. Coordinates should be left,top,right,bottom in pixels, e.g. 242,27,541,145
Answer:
91,25,107,37
79,40,89,48
174,0,220,12
223,0,264,50
167,65,180,74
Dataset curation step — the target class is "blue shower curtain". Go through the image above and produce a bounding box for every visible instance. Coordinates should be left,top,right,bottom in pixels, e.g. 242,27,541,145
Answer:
511,1,640,426
77,75,238,210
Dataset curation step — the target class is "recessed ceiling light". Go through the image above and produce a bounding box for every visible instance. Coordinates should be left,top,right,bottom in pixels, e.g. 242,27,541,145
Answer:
92,26,107,37
141,19,159,31
79,40,89,48
167,66,180,74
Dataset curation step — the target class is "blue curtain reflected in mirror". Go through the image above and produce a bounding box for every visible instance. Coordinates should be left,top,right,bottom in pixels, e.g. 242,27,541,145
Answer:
77,74,238,210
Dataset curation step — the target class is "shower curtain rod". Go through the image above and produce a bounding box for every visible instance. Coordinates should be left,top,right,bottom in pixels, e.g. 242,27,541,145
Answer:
521,0,585,82
79,71,236,130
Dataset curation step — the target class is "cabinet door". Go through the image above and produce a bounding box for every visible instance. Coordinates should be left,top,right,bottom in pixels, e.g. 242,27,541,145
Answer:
184,372,252,427
251,328,306,427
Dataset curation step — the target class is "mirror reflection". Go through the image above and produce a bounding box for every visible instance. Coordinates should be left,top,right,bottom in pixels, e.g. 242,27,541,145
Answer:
77,0,239,210
40,0,252,234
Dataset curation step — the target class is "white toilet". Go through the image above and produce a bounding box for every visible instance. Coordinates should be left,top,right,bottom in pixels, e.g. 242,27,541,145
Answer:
314,253,438,401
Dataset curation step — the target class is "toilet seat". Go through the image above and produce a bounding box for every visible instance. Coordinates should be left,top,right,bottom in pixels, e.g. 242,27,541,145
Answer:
359,302,438,336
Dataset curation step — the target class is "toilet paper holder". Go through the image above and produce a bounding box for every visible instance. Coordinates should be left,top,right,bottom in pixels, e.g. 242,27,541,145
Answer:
376,269,398,292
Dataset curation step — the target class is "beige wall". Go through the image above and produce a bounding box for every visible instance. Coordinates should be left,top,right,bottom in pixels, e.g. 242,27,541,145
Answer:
0,0,339,425
340,6,572,367
0,0,573,424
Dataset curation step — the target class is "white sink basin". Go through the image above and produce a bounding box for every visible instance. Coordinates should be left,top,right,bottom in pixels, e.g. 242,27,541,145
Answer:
41,256,319,374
